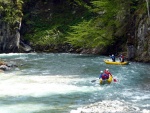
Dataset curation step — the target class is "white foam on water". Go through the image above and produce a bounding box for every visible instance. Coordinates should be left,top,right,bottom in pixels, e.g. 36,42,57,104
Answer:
0,74,101,98
121,89,133,97
0,73,104,113
131,94,150,101
70,100,143,113
0,103,52,113
142,109,150,113
121,88,150,104
0,53,38,61
0,53,24,57
0,53,37,56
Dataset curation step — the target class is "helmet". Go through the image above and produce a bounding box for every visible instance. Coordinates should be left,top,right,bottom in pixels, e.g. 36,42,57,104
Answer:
100,71,103,73
106,69,109,71
112,54,114,56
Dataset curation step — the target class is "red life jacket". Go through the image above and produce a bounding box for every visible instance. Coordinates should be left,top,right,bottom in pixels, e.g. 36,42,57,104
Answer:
104,70,111,75
102,74,109,80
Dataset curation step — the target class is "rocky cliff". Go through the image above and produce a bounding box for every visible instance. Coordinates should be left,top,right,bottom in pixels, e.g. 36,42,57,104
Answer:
0,20,20,53
0,0,31,53
127,12,150,62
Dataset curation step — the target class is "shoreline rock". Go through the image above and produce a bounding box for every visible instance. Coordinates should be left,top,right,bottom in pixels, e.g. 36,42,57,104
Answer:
0,60,18,72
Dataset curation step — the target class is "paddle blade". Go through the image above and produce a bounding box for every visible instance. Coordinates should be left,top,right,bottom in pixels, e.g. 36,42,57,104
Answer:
91,80,96,82
113,79,117,82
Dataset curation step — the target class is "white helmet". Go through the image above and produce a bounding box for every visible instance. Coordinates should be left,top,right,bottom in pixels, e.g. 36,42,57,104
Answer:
106,69,109,71
100,71,103,73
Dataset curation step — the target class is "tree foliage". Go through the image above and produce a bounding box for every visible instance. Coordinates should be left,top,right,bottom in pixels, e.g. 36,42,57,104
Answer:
66,0,124,48
0,0,23,25
66,0,143,49
1,0,144,51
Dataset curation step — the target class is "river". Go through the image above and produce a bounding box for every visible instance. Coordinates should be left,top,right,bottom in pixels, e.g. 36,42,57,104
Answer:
0,53,149,113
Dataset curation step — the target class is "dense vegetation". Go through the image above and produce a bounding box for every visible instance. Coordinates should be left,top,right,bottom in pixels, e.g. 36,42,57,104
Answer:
0,0,23,25
1,0,147,53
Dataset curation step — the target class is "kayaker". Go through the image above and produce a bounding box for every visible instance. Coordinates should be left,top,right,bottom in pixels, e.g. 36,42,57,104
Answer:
99,70,109,80
99,71,103,79
110,54,115,62
119,54,124,62
104,69,112,77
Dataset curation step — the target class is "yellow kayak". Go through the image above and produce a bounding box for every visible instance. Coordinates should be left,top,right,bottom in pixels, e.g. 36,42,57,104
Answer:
104,59,129,65
100,75,113,85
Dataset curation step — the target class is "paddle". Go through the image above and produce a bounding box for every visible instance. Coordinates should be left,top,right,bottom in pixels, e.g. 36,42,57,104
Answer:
113,78,117,82
91,78,101,83
112,76,117,82
91,78,100,83
91,79,97,83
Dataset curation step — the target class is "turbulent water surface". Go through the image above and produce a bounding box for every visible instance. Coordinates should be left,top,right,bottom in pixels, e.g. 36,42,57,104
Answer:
0,53,149,113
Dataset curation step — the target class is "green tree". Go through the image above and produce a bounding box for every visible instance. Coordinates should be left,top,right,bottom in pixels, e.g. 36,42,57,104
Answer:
66,0,122,48
0,0,23,25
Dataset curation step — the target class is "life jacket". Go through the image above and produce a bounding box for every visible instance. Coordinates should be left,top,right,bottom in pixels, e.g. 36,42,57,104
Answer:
102,74,109,80
104,70,111,75
121,56,124,62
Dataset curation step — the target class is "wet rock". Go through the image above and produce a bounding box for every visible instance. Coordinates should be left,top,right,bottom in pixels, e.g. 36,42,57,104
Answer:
0,61,6,65
0,65,10,71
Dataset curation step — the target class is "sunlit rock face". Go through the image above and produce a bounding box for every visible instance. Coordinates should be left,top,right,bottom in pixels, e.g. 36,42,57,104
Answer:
0,0,22,53
0,21,20,53
0,0,32,53
136,19,150,62
127,15,150,62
